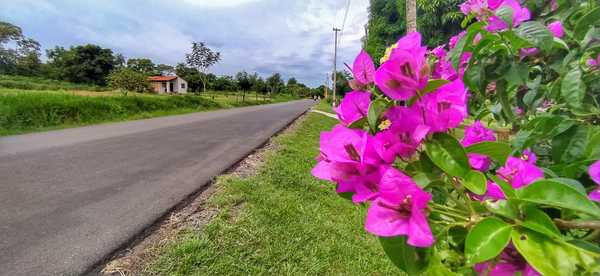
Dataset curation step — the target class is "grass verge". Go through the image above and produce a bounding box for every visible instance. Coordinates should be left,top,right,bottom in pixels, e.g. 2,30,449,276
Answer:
145,113,397,275
312,100,335,114
0,89,296,136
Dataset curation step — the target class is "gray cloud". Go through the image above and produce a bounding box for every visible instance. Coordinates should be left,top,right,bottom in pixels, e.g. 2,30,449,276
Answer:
0,0,369,87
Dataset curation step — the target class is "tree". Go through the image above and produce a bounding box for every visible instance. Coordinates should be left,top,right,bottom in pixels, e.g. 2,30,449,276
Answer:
266,73,283,96
185,42,221,93
236,71,252,102
287,77,298,87
156,64,175,76
46,44,117,85
0,21,41,75
365,0,463,63
114,53,126,69
107,68,151,95
213,75,237,91
127,58,157,76
334,70,352,97
175,63,202,92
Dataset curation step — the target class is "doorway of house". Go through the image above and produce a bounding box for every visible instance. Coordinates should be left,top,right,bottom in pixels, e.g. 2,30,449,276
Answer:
170,82,174,93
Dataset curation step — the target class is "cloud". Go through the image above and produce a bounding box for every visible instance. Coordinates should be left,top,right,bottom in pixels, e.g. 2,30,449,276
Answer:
0,0,369,87
181,0,261,8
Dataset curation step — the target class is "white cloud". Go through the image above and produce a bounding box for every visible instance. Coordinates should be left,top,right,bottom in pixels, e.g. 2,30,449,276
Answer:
181,0,261,8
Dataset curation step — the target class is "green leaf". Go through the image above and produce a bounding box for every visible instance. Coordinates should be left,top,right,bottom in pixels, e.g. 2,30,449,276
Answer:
425,254,459,276
496,80,515,123
485,200,518,219
516,180,600,218
574,7,600,40
422,79,450,94
347,117,367,129
553,37,569,50
561,67,586,108
367,99,388,133
547,178,587,195
520,206,561,238
425,133,470,177
552,125,588,163
515,21,554,52
465,141,512,165
465,217,512,264
462,170,487,195
463,61,484,93
379,236,428,274
504,62,528,86
495,6,514,28
512,228,600,275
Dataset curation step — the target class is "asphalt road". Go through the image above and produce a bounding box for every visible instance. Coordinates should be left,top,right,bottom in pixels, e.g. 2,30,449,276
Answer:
0,99,314,276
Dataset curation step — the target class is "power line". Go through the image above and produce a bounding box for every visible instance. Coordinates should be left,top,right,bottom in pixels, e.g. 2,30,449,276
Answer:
340,0,351,38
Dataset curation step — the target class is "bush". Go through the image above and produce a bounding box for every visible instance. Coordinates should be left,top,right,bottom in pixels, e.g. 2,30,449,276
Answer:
107,69,152,95
313,0,600,275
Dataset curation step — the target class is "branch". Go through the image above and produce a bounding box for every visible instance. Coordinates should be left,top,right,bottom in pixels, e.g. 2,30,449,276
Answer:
553,219,600,230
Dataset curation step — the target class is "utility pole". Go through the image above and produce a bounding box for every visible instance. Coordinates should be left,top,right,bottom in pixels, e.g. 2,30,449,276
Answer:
332,27,341,106
324,74,329,100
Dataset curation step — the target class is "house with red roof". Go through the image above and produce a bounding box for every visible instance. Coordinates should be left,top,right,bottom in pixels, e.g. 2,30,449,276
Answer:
147,75,188,94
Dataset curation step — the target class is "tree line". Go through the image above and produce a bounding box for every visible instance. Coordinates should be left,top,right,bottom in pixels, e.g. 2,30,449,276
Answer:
0,21,318,97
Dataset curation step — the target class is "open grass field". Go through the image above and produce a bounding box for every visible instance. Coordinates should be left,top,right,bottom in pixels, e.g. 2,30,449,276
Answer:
0,75,110,92
145,113,398,275
0,88,298,136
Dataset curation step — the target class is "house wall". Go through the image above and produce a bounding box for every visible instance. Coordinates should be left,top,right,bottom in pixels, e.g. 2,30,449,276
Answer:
150,82,164,93
173,77,188,94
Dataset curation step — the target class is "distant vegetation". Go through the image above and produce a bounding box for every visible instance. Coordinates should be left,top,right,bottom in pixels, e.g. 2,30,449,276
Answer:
0,75,109,91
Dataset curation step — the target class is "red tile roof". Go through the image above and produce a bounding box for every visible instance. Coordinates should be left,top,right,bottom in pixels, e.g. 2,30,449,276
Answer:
148,76,177,81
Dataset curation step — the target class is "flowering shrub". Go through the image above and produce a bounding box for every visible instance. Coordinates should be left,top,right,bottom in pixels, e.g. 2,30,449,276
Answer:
313,0,600,274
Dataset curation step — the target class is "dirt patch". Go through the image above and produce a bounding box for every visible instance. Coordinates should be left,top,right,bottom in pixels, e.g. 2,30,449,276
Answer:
97,112,309,276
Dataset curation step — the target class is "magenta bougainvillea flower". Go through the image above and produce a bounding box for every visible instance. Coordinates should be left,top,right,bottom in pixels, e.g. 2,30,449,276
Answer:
521,149,537,164
475,244,540,276
550,0,558,11
335,91,372,126
588,54,600,68
487,0,531,32
460,0,531,32
449,31,466,49
520,48,540,60
364,167,434,247
418,79,469,133
497,155,544,189
547,21,564,38
311,124,384,203
375,32,429,100
588,160,600,202
352,50,376,86
461,121,496,171
373,106,430,163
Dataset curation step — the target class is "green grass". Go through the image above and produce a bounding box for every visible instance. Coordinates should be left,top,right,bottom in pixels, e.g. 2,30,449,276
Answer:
0,74,110,91
146,113,398,275
312,100,335,114
0,89,295,136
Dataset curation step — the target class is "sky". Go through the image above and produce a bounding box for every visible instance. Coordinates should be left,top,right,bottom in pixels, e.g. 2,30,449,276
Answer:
0,0,370,87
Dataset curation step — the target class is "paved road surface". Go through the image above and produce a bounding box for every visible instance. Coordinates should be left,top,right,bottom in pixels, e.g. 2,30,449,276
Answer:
0,100,314,275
